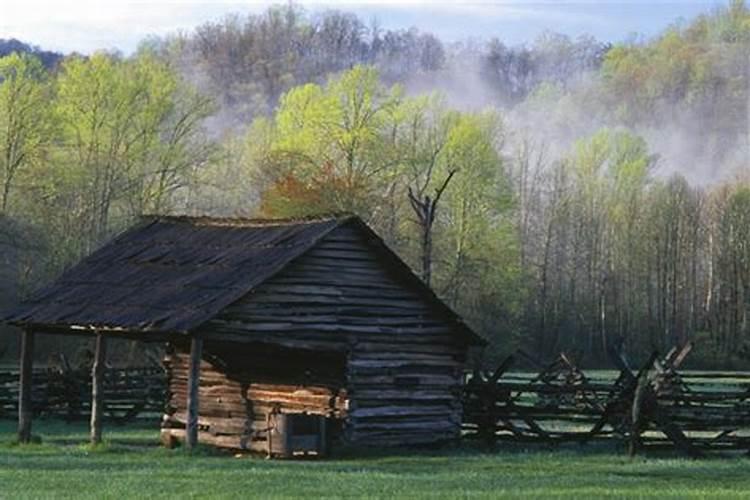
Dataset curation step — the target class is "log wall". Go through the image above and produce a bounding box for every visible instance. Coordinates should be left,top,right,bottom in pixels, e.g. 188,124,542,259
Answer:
161,341,347,452
163,222,468,449
331,225,466,443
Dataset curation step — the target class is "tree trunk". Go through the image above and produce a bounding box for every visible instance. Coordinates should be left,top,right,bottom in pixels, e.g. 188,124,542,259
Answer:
408,170,456,288
422,223,432,286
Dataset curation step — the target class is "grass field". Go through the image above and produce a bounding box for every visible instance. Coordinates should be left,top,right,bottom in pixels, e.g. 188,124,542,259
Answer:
2,420,750,498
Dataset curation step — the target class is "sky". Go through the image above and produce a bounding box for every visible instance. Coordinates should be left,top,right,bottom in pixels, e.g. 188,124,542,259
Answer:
1,0,722,54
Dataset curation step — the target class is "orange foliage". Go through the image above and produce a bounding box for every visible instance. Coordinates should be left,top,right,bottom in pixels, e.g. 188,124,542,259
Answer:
259,161,368,217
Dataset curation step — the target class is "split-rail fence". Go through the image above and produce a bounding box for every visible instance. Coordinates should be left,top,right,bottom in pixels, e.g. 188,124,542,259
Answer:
2,343,750,457
463,344,750,456
0,365,165,423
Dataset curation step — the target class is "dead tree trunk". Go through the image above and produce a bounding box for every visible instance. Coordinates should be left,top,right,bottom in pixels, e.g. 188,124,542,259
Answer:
408,170,456,286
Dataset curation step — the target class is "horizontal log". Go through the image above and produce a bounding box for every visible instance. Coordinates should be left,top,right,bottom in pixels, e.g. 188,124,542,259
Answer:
240,292,430,309
349,376,460,387
167,412,251,435
255,283,421,301
350,389,456,400
349,405,460,418
352,420,459,432
161,428,267,452
349,358,462,369
218,313,446,329
657,393,750,403
226,303,433,317
208,319,454,336
270,276,403,291
279,263,390,278
194,330,349,351
249,404,341,417
305,247,372,257
244,391,338,407
351,342,461,354
169,399,248,416
194,325,458,348
353,370,459,381
290,256,384,272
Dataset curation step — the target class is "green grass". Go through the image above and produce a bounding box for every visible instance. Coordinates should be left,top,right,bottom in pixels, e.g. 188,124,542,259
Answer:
2,420,750,498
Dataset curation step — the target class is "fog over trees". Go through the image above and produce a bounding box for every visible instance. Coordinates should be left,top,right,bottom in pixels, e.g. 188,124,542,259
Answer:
0,1,748,367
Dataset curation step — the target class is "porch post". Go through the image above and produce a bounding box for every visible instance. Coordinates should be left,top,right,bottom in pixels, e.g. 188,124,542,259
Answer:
186,336,203,450
90,332,107,445
18,328,35,443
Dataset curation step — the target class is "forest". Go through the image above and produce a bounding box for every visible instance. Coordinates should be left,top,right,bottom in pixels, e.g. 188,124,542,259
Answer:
0,1,748,367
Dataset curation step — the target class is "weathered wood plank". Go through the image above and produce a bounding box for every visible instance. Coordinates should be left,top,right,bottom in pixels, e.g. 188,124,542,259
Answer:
185,337,203,450
90,333,107,445
161,428,267,452
17,329,34,444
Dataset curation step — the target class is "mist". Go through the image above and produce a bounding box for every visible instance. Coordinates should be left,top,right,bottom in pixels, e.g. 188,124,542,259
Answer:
1,1,749,368
160,3,747,193
399,44,747,187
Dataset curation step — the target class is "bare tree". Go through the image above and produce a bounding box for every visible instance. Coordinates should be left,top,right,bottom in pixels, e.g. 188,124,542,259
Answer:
408,169,456,286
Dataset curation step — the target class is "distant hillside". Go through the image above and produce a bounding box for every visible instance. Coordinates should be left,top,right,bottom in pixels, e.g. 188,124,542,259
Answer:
0,39,63,68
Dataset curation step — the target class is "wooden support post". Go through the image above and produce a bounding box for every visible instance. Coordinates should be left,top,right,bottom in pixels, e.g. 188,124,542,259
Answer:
318,415,328,457
17,329,35,444
185,336,203,450
90,333,107,445
479,380,498,450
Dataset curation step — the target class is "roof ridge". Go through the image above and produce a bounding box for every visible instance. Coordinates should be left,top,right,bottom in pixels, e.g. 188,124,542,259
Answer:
141,212,357,227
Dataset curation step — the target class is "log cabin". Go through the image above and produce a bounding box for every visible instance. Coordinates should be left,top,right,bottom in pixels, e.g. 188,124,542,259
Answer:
3,215,484,455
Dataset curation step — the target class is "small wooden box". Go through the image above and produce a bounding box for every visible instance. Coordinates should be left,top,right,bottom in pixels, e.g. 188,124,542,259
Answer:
269,413,328,458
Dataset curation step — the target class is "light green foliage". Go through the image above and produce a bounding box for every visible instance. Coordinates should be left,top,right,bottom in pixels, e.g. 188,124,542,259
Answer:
601,1,749,125
569,129,652,224
0,52,51,214
526,125,750,362
0,50,214,278
504,2,749,363
437,112,516,305
522,128,658,358
396,98,521,346
54,52,177,246
255,66,404,217
249,67,522,349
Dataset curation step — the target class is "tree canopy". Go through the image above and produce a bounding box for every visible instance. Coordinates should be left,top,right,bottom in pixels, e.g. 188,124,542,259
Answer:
1,1,749,367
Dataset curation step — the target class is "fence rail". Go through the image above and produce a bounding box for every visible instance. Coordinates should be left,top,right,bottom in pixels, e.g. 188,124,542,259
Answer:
0,366,166,423
462,344,750,456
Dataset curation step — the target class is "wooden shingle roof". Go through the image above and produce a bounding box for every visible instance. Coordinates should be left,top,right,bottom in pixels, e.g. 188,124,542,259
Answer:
3,215,483,344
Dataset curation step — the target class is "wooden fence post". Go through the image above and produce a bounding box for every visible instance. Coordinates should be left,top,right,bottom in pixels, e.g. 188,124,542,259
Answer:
90,333,107,445
629,369,649,457
186,337,203,450
18,328,35,443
